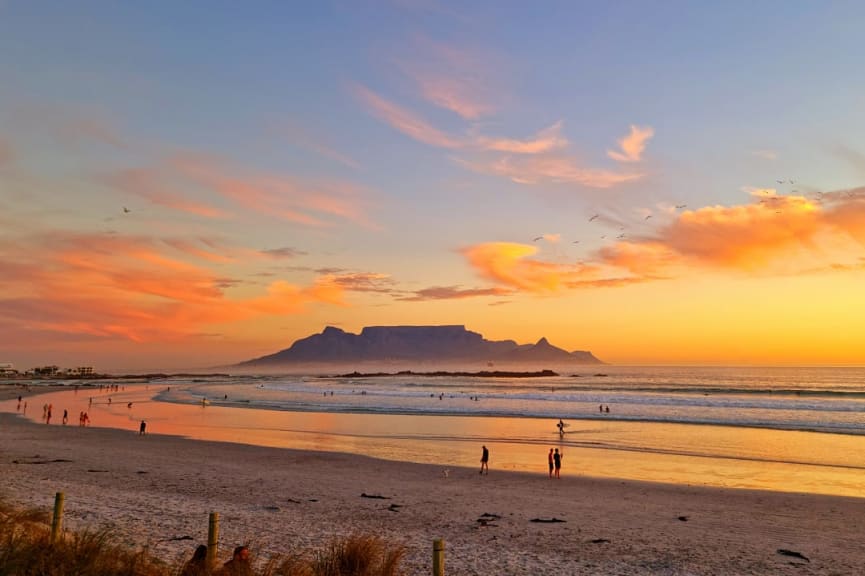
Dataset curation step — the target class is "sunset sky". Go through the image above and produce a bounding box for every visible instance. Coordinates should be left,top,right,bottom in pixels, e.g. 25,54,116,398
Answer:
2,2,865,370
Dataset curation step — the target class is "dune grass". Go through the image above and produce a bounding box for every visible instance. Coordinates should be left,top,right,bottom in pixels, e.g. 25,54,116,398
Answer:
0,499,406,576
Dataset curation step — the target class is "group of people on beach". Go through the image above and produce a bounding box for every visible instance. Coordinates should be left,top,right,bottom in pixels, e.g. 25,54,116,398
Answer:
479,440,564,478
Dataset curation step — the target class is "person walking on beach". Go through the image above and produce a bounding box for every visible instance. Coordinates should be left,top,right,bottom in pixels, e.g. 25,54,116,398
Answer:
553,447,563,479
557,419,565,437
139,420,147,435
62,409,68,425
548,448,554,478
480,445,489,475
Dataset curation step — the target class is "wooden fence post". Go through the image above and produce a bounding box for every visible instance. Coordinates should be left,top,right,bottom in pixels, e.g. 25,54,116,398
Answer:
50,492,65,544
206,512,220,569
432,538,445,576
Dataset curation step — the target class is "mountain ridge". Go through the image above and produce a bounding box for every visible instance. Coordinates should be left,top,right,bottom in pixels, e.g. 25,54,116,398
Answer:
237,325,604,367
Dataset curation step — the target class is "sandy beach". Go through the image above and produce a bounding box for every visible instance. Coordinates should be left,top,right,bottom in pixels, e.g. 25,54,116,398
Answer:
1,386,863,575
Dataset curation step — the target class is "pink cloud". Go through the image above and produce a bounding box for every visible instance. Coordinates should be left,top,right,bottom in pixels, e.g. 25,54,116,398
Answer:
475,121,568,154
460,155,644,188
107,154,376,228
607,125,654,163
354,85,464,149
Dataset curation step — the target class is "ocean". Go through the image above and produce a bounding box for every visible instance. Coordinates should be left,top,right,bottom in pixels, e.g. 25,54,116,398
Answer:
4,365,865,498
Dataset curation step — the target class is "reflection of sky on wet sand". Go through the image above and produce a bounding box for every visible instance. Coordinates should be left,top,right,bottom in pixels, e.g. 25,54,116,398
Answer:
3,384,865,498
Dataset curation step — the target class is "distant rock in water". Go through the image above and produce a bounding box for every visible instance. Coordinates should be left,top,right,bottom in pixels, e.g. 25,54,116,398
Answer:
236,325,604,367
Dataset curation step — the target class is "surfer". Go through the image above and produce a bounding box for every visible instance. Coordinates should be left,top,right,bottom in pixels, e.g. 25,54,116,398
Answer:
557,419,565,437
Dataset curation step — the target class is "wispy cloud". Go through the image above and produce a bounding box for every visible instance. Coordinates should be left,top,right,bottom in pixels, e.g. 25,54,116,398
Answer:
460,155,644,188
751,149,778,160
399,285,512,301
275,122,360,169
398,39,496,120
474,121,568,154
106,154,377,228
607,125,654,163
260,247,307,259
354,84,464,148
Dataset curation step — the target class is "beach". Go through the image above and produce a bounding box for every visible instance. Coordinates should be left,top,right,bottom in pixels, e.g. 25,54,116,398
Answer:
1,386,863,575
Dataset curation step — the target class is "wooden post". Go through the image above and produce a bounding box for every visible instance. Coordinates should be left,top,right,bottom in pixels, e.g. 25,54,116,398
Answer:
432,538,445,576
206,512,219,569
50,492,65,544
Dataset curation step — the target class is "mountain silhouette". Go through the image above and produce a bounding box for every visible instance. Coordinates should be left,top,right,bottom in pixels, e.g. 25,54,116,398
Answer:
237,325,603,367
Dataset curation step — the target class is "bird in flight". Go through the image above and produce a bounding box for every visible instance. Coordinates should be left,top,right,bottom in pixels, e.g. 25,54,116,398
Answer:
776,179,785,184
644,214,652,220
675,204,687,209
533,236,543,242
122,207,131,213
589,214,599,222
571,240,580,244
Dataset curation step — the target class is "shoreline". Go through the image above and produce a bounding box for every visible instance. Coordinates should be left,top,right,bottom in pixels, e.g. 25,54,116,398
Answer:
1,412,863,574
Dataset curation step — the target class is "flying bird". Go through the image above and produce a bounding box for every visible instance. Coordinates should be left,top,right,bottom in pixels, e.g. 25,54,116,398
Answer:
675,204,687,209
644,214,652,220
589,214,599,222
122,207,130,213
533,236,543,242
776,179,785,184
571,240,580,244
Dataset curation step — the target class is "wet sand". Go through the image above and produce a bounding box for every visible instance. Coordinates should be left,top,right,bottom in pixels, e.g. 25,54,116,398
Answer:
1,387,863,575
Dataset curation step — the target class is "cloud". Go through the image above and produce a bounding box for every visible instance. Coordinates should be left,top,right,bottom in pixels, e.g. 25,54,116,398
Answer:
460,155,644,188
607,125,654,163
460,190,865,295
751,149,778,160
354,84,464,149
260,247,307,259
399,39,496,120
0,230,348,346
398,285,513,301
324,272,397,294
275,122,360,169
461,242,576,292
106,154,377,228
475,121,568,154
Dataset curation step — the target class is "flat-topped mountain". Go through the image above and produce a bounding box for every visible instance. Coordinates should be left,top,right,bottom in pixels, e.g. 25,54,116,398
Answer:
237,325,603,367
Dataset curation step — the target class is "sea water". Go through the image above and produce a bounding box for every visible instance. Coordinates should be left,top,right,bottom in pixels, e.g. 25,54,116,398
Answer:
4,365,865,497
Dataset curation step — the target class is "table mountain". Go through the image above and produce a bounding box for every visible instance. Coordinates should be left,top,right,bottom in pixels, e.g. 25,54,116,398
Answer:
237,325,603,366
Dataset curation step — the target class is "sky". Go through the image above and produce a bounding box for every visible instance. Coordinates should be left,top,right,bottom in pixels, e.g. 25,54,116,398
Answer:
2,1,865,370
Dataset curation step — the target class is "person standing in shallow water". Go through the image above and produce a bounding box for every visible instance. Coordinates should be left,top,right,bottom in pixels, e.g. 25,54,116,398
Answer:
553,448,563,479
480,445,489,475
548,448,554,478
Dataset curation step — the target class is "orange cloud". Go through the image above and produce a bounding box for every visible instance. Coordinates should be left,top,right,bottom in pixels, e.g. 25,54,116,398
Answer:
0,230,348,346
461,242,574,292
354,85,464,149
607,125,654,163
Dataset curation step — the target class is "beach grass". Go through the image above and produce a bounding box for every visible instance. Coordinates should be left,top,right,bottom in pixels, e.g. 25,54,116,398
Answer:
0,498,406,576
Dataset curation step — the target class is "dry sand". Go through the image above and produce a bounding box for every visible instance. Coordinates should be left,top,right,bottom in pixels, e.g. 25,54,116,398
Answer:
1,385,863,575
